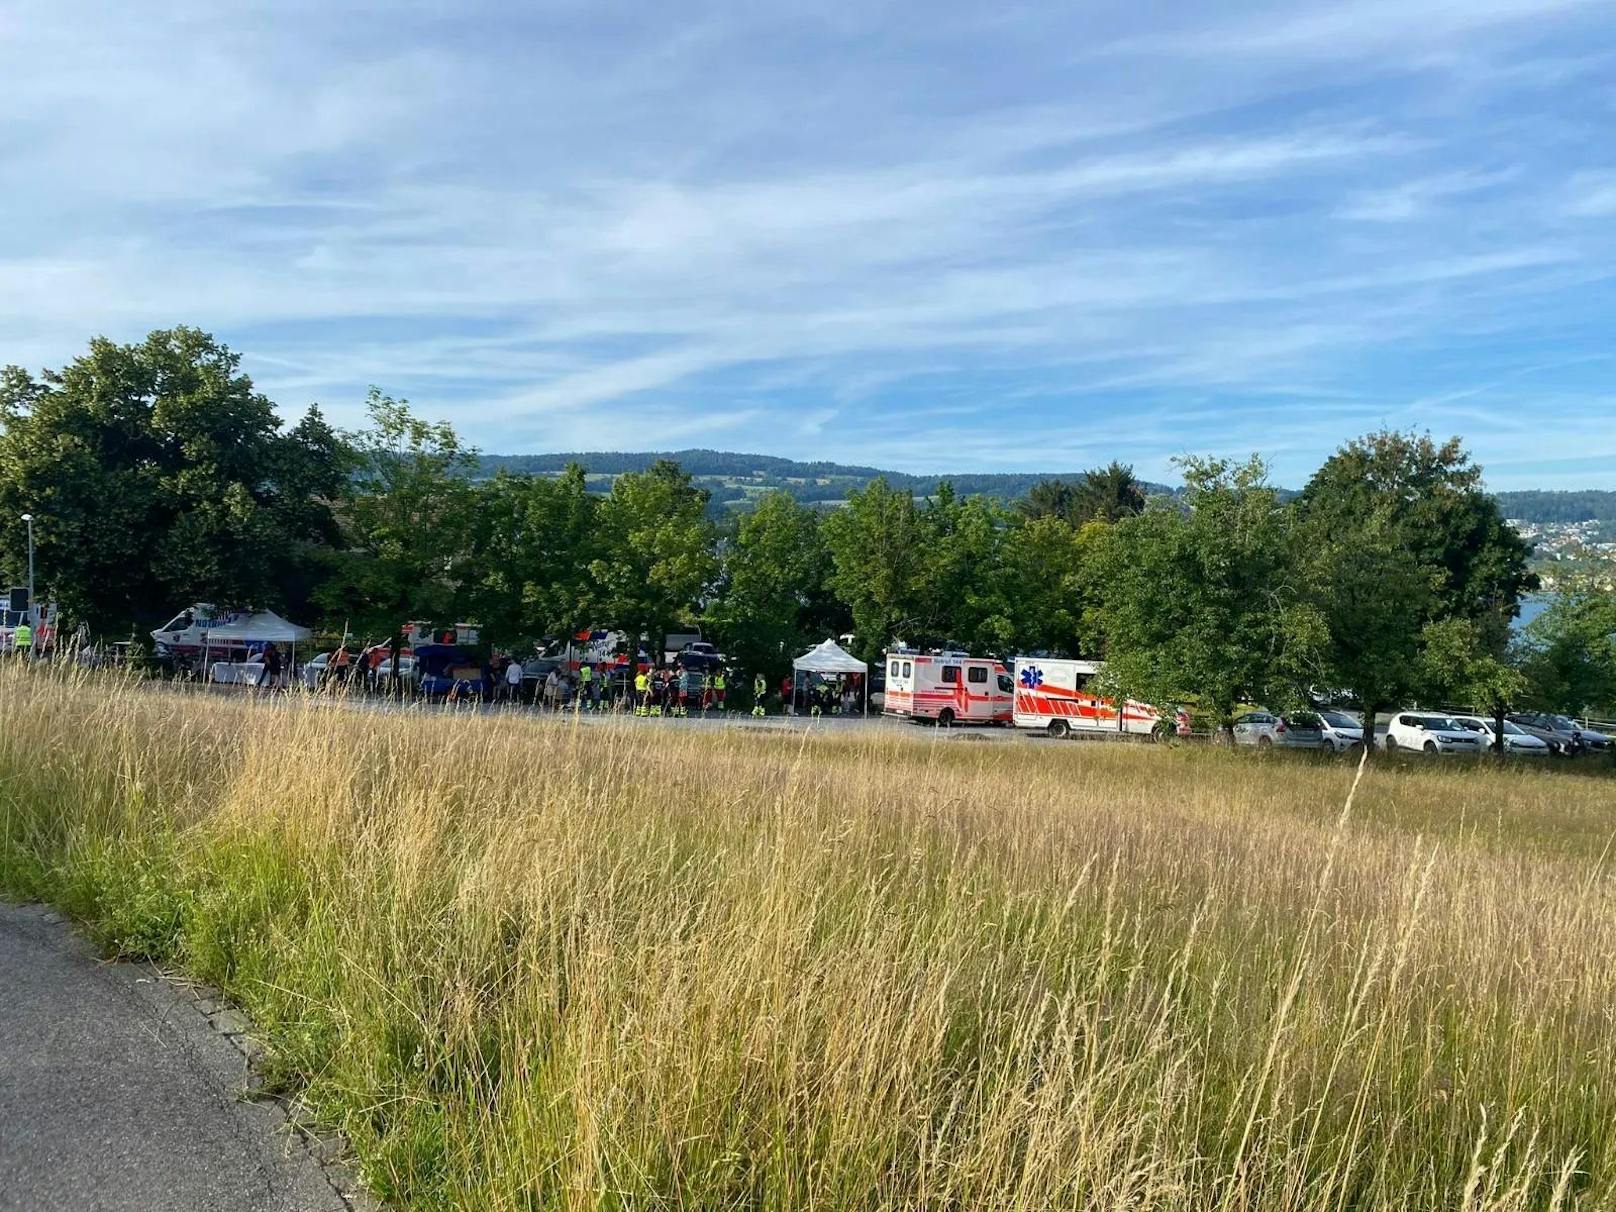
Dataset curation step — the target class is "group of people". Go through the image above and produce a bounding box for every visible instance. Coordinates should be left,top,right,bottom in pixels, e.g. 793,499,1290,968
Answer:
630,665,728,716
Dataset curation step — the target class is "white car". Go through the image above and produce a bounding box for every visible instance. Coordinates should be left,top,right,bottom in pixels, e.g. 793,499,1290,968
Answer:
1450,715,1550,756
1382,712,1485,756
300,651,332,689
1316,709,1366,753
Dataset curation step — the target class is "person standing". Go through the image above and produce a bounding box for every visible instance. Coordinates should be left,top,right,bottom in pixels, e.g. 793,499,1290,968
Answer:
12,618,33,661
634,667,650,717
577,660,594,710
504,656,524,705
590,662,607,711
710,668,726,712
753,672,768,717
261,643,283,690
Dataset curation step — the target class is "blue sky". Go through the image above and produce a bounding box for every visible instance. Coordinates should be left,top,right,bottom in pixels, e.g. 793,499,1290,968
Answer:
2,0,1614,488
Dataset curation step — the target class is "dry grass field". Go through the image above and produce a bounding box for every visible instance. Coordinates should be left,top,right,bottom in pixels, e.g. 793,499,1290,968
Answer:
2,665,1614,1210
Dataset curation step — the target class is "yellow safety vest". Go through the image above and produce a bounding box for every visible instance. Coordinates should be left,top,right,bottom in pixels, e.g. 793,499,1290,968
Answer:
13,624,32,648
634,673,649,692
579,664,593,683
712,674,725,690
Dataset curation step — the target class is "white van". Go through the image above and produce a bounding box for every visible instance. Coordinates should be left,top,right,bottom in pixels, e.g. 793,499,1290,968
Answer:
882,651,1013,725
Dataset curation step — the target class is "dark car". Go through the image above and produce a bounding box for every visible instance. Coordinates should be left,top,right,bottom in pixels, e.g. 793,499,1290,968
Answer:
415,644,488,700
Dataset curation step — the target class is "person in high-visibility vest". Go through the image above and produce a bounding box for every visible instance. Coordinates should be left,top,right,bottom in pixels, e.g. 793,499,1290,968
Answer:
12,619,33,659
710,670,726,711
577,661,594,710
633,669,650,716
752,673,767,717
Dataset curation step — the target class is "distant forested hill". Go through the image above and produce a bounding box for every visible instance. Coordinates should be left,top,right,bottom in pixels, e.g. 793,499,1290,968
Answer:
476,451,1610,520
475,449,1172,508
1493,490,1616,524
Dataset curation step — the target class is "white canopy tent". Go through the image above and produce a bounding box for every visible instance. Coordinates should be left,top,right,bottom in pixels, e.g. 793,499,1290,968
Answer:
203,611,313,687
791,639,869,716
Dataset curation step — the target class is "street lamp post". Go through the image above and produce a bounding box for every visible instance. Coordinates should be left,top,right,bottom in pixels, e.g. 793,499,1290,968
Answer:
19,513,35,627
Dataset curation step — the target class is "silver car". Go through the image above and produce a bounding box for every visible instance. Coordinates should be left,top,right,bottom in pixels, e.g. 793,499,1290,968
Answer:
1508,713,1608,755
1233,711,1327,750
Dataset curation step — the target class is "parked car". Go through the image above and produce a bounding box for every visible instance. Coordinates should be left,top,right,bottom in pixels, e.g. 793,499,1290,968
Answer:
1232,711,1326,750
1450,715,1550,756
677,640,725,671
299,651,331,690
1382,713,1484,755
1316,709,1366,752
1508,712,1609,754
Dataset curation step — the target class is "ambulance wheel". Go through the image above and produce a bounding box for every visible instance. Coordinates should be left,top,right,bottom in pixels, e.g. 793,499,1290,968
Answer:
1047,719,1070,739
937,708,956,727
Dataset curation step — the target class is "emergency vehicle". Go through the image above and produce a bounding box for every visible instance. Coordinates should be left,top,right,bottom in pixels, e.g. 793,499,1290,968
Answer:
1011,657,1161,737
150,604,253,660
882,651,1014,725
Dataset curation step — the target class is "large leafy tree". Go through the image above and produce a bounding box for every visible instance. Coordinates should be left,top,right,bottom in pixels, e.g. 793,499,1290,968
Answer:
1522,582,1616,718
0,328,349,631
1295,431,1536,752
317,389,477,640
822,477,930,661
999,514,1102,657
588,460,716,652
1018,462,1147,527
705,490,842,678
1090,456,1324,737
462,465,599,649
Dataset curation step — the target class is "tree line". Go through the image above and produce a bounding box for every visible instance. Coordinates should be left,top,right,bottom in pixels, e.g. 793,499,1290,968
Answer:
2,328,1612,734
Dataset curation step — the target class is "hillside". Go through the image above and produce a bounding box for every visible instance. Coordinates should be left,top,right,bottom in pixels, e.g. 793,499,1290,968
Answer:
478,451,1614,523
476,450,1171,510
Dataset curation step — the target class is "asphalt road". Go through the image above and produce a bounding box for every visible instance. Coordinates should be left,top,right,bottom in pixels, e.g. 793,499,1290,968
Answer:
0,903,363,1212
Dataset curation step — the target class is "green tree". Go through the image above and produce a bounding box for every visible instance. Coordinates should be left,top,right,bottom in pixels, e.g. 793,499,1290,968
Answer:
1090,456,1324,738
1522,583,1616,718
705,490,841,678
588,460,716,652
318,389,476,640
1018,462,1147,527
999,514,1101,657
463,465,599,650
1295,431,1536,753
822,477,929,662
910,485,1014,655
0,328,348,631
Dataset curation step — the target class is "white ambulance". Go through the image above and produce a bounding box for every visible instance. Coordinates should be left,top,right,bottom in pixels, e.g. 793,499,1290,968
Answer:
1011,657,1161,737
882,651,1014,725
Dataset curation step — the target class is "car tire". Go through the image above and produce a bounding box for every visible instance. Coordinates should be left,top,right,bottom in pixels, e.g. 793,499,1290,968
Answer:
1047,719,1070,739
1257,735,1272,749
937,708,956,727
1424,740,1438,755
1384,736,1397,752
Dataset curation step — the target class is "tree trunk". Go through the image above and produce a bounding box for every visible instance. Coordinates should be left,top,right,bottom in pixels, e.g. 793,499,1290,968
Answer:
1492,700,1507,755
1360,701,1380,760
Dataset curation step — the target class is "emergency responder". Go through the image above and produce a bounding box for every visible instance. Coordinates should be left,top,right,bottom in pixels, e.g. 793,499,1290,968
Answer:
634,667,650,716
12,618,33,659
577,659,594,710
710,668,726,712
752,672,767,717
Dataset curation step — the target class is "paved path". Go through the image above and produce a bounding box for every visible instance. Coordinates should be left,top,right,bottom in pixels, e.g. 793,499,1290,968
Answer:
0,903,363,1211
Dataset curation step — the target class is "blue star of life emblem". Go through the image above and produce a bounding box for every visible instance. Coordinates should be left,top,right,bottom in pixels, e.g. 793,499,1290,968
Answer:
1019,666,1042,689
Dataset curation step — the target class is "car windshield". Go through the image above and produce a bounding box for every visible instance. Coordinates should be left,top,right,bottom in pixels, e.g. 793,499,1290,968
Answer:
1286,713,1322,729
1453,719,1487,732
1320,711,1359,728
1549,715,1578,730
1501,721,1527,736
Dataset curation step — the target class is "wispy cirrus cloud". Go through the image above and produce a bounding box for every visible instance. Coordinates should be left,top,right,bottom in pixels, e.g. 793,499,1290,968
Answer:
2,0,1615,487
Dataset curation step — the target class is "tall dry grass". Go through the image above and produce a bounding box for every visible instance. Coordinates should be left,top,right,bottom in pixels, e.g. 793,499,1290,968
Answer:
2,663,1614,1210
